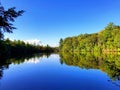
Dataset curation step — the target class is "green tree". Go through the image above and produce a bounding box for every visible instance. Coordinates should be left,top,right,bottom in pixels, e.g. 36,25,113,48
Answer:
60,22,120,52
59,38,63,50
0,3,24,39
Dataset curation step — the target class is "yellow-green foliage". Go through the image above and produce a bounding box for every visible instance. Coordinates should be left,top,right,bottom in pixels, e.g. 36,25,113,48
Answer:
60,23,120,52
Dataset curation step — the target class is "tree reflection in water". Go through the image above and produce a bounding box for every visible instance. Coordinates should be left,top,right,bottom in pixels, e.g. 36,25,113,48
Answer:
60,52,120,81
0,52,120,88
60,52,120,88
0,53,51,79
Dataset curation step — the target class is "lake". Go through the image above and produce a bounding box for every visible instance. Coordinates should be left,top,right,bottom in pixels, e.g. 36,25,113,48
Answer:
0,53,120,90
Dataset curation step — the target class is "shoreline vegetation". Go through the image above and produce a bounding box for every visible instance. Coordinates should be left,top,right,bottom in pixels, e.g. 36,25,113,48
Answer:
1,23,120,59
0,39,59,58
0,4,58,59
1,4,120,59
59,23,120,53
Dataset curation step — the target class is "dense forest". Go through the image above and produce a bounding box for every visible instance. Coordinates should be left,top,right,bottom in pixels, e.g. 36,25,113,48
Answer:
60,23,120,52
0,39,58,58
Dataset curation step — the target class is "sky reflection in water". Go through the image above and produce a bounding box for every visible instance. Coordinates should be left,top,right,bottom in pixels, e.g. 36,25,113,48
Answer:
0,53,120,90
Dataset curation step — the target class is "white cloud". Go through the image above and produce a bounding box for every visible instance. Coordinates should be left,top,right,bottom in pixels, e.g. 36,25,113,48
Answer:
24,39,42,45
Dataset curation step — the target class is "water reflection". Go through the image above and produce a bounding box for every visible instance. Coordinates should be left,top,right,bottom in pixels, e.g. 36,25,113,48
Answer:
1,52,120,81
0,53,51,79
0,52,120,90
0,58,10,79
60,52,120,81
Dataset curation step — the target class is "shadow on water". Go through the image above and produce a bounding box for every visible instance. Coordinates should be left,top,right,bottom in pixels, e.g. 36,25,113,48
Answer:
60,52,120,87
0,52,53,79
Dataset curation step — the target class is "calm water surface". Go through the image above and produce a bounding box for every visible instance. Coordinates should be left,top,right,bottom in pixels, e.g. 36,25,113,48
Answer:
0,53,120,90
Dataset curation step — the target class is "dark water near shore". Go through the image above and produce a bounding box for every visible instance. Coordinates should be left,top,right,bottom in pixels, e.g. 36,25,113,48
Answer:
0,53,120,90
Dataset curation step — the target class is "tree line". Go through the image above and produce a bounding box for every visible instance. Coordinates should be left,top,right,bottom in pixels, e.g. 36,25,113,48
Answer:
59,23,120,52
0,3,58,58
0,38,58,58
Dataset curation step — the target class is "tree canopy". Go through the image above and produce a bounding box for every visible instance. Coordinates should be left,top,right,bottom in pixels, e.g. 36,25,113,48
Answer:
0,4,24,39
60,23,120,52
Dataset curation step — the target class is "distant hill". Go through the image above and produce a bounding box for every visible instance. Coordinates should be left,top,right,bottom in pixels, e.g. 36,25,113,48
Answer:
59,23,120,52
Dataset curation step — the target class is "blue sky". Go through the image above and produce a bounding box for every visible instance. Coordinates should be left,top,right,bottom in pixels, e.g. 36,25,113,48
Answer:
2,0,120,46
